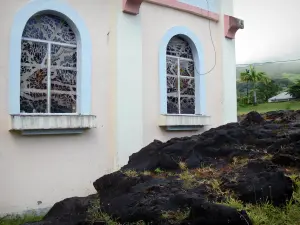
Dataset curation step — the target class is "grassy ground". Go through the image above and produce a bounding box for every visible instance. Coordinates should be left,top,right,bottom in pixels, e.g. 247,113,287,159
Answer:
0,214,43,225
223,174,300,225
238,101,300,115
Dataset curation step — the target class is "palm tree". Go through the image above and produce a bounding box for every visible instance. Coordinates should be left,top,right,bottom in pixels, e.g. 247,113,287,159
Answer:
240,65,270,105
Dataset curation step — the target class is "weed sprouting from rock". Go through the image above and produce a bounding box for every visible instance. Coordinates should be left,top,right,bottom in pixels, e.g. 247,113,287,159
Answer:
87,198,119,225
161,208,190,224
122,169,138,178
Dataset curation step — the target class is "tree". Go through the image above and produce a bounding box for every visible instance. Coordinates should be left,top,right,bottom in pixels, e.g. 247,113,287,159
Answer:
287,80,300,99
257,80,282,102
240,65,270,105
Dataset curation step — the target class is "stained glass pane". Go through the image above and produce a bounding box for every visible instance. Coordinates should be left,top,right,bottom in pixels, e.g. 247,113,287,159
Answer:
20,40,48,113
22,14,76,45
50,69,76,113
50,44,77,113
180,97,195,114
167,97,179,114
20,14,78,114
51,45,77,68
166,57,178,75
180,60,194,77
167,75,179,114
166,36,193,59
180,78,195,96
167,76,178,95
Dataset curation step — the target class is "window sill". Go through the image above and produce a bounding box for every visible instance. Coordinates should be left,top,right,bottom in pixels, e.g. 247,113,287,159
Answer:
158,114,210,131
10,115,96,135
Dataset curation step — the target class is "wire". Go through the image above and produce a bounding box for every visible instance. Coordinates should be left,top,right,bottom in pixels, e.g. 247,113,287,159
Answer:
194,0,217,76
236,58,300,68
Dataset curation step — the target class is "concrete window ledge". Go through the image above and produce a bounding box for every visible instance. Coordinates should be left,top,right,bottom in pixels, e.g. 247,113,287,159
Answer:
158,114,210,131
10,115,97,135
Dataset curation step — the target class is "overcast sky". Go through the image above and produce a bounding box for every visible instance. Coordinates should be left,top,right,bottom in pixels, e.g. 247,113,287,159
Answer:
233,0,300,64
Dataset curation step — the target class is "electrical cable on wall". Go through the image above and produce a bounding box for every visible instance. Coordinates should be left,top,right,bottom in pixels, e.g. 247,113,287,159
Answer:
194,0,217,76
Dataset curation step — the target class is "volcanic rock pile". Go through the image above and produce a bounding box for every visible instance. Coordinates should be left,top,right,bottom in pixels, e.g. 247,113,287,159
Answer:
25,111,300,225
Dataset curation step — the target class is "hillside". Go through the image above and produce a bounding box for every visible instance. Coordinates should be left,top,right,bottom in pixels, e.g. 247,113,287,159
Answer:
236,61,300,81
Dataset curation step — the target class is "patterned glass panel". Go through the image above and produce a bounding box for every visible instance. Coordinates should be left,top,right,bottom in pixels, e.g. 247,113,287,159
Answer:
180,78,195,96
20,40,48,113
51,45,77,68
180,60,194,77
20,14,77,114
180,97,195,114
22,14,76,45
50,69,77,113
166,36,196,114
167,76,178,96
50,45,77,113
166,57,178,75
167,96,179,114
167,76,178,114
166,36,193,59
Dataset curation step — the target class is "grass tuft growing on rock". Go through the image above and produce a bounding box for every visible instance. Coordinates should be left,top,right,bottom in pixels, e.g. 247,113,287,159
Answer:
142,170,152,176
178,161,187,171
220,176,300,225
122,169,138,178
87,198,147,225
161,208,190,224
87,198,119,225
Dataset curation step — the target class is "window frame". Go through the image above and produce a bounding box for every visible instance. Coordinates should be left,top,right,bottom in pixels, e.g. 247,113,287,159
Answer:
20,14,78,115
166,37,196,115
9,0,92,116
159,26,206,116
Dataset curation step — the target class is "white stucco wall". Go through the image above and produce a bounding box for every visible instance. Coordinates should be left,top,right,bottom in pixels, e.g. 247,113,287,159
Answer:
116,3,144,168
0,0,116,214
140,2,226,145
220,0,238,123
0,0,238,214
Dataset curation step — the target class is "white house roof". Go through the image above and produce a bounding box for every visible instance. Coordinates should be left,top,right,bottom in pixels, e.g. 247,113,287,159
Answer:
268,92,294,101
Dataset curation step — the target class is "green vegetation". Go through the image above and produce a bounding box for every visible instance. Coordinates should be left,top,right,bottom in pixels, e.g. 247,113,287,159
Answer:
287,80,300,99
239,65,271,105
220,174,300,225
87,197,146,225
0,214,43,225
237,64,300,114
122,169,139,178
87,198,119,225
282,73,300,83
161,208,190,224
237,101,300,115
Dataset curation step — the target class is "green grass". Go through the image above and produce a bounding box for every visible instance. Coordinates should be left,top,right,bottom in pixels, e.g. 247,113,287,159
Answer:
0,214,43,225
238,101,300,115
220,174,300,225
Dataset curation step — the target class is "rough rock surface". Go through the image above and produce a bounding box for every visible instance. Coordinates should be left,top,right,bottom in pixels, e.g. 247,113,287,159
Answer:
24,111,300,225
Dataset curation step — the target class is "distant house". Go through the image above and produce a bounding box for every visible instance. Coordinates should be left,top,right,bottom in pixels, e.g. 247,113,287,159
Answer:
268,92,295,102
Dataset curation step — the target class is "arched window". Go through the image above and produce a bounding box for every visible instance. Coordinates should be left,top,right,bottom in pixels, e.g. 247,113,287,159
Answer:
20,14,77,114
166,36,195,114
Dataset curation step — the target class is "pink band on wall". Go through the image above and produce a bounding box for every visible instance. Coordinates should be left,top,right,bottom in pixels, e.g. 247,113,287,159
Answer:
123,0,219,22
224,15,244,39
123,0,144,15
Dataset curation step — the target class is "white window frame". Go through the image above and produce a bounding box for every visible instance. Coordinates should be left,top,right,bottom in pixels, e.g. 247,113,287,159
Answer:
9,0,92,116
159,26,207,116
20,35,78,115
166,54,195,115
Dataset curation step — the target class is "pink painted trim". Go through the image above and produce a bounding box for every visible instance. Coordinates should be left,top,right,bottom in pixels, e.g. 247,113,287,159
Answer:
123,0,144,15
123,0,219,21
224,15,244,39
